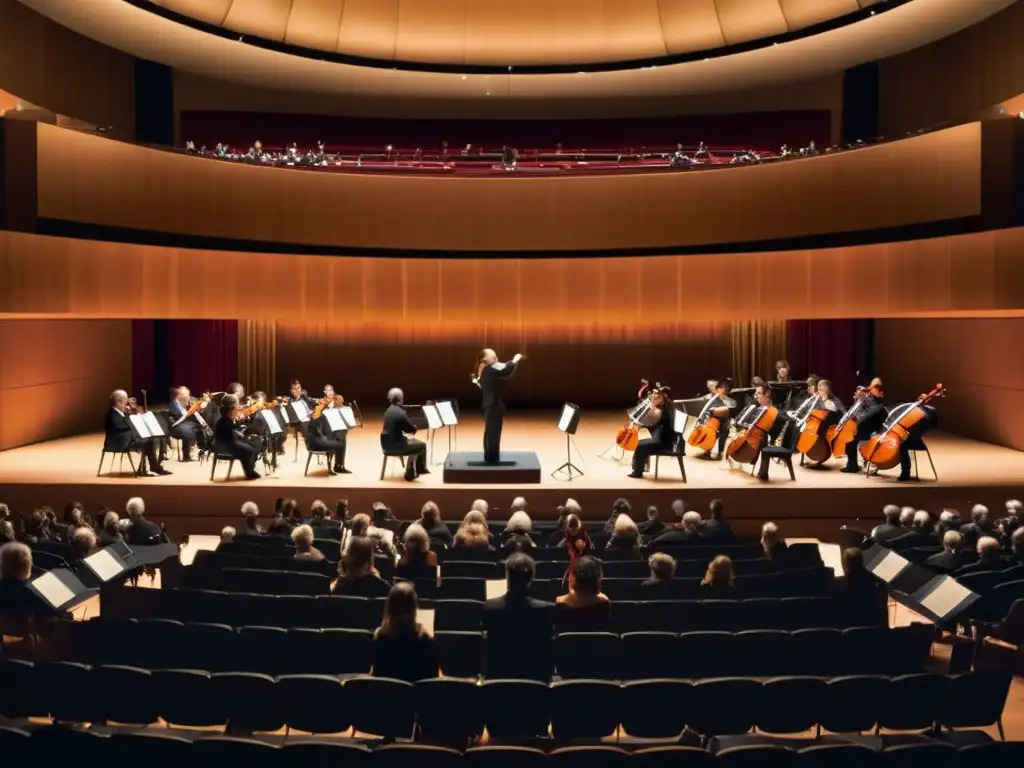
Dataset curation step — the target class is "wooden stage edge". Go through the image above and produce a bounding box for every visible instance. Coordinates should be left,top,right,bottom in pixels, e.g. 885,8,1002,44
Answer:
0,413,1021,542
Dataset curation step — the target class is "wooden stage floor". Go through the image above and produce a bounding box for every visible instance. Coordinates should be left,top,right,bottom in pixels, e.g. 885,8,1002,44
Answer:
0,412,1021,540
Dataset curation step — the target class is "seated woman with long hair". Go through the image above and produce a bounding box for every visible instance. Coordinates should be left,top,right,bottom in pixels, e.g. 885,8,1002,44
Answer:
701,555,738,598
395,523,438,582
371,581,439,682
418,501,452,547
454,510,493,549
332,536,391,597
607,513,642,557
556,556,610,631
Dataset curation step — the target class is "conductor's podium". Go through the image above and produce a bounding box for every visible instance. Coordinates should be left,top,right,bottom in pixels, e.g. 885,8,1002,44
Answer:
443,451,542,484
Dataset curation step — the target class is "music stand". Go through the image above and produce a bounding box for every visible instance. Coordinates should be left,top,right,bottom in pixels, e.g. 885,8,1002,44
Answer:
769,381,803,410
78,545,131,589
433,399,460,460
673,397,706,443
285,399,312,462
260,409,285,474
552,403,584,480
28,568,98,614
422,404,444,466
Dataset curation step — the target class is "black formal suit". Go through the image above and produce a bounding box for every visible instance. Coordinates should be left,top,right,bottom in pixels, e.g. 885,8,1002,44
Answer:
479,359,518,462
845,394,887,472
700,518,735,542
104,407,164,474
307,411,348,471
214,415,260,479
925,550,972,574
168,399,201,459
638,519,666,542
631,402,677,475
380,404,427,478
481,591,554,681
127,517,164,546
871,522,905,544
650,525,699,546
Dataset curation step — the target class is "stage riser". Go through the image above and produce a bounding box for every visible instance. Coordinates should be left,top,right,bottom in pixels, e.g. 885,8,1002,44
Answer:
0,482,1016,541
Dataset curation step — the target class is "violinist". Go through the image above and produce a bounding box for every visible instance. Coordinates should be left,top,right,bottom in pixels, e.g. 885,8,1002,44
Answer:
247,390,285,462
696,378,736,461
309,384,350,474
841,378,887,475
104,389,171,476
627,386,676,480
751,384,792,481
282,379,314,452
168,386,203,461
214,394,261,480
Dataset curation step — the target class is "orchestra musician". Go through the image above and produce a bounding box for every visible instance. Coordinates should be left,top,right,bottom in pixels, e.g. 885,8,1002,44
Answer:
751,384,792,481
104,389,171,476
282,379,312,453
815,379,846,415
317,384,350,474
214,393,261,480
168,386,203,461
475,349,524,464
696,378,736,461
772,361,792,384
841,378,887,475
627,386,676,480
380,387,428,482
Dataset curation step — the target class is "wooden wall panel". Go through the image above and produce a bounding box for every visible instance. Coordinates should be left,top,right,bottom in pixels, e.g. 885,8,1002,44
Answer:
876,318,1024,452
34,122,982,253
0,319,131,449
4,228,1024,323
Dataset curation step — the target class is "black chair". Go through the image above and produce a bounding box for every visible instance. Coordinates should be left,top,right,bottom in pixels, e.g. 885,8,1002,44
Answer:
652,446,686,482
937,672,1012,743
633,746,715,768
620,632,679,680
345,676,416,739
180,622,237,672
689,678,761,736
716,744,799,768
414,678,484,746
757,676,827,734
36,662,95,723
443,560,503,579
97,447,138,477
237,625,287,675
0,727,30,764
107,732,193,763
30,727,110,766
876,673,948,733
799,743,878,768
754,421,799,480
379,449,407,480
549,745,631,768
464,746,548,768
191,736,279,768
556,633,619,680
276,674,349,734
620,679,693,739
676,631,735,677
480,679,551,740
153,669,223,727
435,631,484,679
438,577,487,601
435,600,483,632
879,742,959,768
376,744,462,768
818,675,891,736
209,452,238,481
550,680,621,741
790,628,843,675
94,664,160,725
211,672,284,732
280,741,372,763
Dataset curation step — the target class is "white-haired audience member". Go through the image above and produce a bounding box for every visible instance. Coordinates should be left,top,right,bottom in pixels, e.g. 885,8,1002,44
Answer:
220,526,236,544
971,504,994,535
957,536,1008,576
1011,527,1024,565
125,497,162,545
503,510,536,554
872,504,904,543
96,511,123,547
642,552,677,596
899,506,916,529
935,509,962,540
924,530,970,574
396,524,437,581
238,501,262,538
291,524,324,561
761,521,790,563
652,509,702,545
0,542,61,619
510,496,528,514
0,520,14,545
471,499,489,517
607,514,641,556
417,501,452,547
70,527,99,561
998,499,1023,545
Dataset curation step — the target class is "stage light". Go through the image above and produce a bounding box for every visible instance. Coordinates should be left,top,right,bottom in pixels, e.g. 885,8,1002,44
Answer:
557,403,581,435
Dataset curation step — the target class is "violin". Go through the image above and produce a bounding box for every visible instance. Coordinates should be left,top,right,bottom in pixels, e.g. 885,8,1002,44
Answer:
726,405,780,465
312,394,345,419
184,391,212,419
859,383,945,470
616,379,650,452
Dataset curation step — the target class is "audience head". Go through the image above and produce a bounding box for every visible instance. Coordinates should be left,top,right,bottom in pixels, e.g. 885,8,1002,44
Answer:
419,501,440,527
709,499,725,520
240,500,259,519
682,511,702,532
510,496,527,513
648,552,676,582
63,501,86,526
612,498,632,517
977,536,1001,559
349,513,371,537
563,498,582,517
456,521,490,547
126,497,145,520
291,524,315,553
761,521,781,549
841,547,865,576
335,499,350,520
943,530,962,553
939,510,960,525
71,527,97,560
703,555,735,587
882,504,900,524
380,581,419,636
0,520,14,545
220,526,236,544
471,499,489,517
971,504,989,525
103,511,120,535
899,507,915,527
959,523,981,549
508,510,532,533
1006,499,1023,518
613,514,639,540
671,499,685,519
403,523,430,556
0,542,32,582
565,514,583,536
372,502,390,526
572,556,603,596
281,499,300,521
912,510,931,531
310,500,327,520
341,536,377,579
504,551,536,592
646,505,659,521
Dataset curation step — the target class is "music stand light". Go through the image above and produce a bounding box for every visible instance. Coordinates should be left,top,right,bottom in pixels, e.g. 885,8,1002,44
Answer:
552,403,584,480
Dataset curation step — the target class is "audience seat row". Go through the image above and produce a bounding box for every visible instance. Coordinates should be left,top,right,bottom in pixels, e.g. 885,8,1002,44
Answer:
2,727,1019,768
0,662,1008,744
61,620,931,679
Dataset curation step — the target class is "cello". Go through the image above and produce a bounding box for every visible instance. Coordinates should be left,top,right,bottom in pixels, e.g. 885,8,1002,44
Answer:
794,395,833,465
859,383,945,470
826,385,871,458
726,404,780,465
616,380,651,452
688,395,732,452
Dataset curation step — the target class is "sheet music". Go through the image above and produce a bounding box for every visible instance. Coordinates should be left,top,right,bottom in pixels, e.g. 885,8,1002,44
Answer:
32,571,76,608
323,408,347,432
129,413,152,438
142,411,164,436
260,409,283,434
871,550,910,583
672,409,688,434
84,548,124,582
436,401,459,426
558,404,577,432
292,400,311,422
920,577,973,619
423,404,443,430
338,405,358,427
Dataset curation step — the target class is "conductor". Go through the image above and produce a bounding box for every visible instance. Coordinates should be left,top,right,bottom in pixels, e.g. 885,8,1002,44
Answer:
473,349,524,463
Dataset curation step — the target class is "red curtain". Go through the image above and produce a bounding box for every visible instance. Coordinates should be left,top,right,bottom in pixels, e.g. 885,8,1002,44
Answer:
131,319,156,397
786,320,874,398
131,320,238,403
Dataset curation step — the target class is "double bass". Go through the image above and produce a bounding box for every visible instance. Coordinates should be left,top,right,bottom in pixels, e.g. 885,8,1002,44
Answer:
859,383,945,470
826,385,871,458
726,404,780,465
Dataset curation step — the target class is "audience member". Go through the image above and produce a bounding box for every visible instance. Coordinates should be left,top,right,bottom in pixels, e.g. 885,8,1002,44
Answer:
280,498,301,527
0,520,14,545
958,522,982,554
125,497,163,546
470,498,489,518
395,524,437,581
220,526,236,545
332,536,390,597
998,499,1022,545
832,547,887,626
70,527,98,561
956,536,1008,575
925,531,971,574
61,501,92,542
607,514,642,556
308,499,339,539
371,581,438,682
934,510,962,539
418,501,452,547
371,502,402,537
510,496,528,515
971,504,995,536
891,511,934,550
546,499,582,546
1009,527,1024,565
335,499,350,522
871,504,903,543
267,515,293,538
0,542,62,621
502,510,536,554
700,499,734,541
761,521,789,563
454,511,493,549
642,552,677,596
96,511,123,547
238,501,263,539
653,511,702,545
482,553,554,680
556,556,611,631
291,524,324,561
23,509,51,544
604,498,631,533
899,507,915,529
637,505,665,542
701,555,738,598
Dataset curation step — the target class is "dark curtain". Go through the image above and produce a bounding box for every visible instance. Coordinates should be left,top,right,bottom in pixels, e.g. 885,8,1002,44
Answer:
180,110,832,152
132,320,238,404
786,319,874,399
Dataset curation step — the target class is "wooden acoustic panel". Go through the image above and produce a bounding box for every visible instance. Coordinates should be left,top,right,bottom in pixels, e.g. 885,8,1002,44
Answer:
33,122,983,253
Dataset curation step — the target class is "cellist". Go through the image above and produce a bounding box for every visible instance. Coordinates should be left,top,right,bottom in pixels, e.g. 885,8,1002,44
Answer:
627,386,675,480
696,378,736,461
749,384,791,480
841,377,887,475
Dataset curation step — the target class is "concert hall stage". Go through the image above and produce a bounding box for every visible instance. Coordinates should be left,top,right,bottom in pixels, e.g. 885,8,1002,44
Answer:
0,413,1020,541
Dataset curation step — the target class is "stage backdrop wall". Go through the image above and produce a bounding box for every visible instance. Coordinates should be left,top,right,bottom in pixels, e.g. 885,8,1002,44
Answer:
875,318,1024,452
274,322,733,410
0,319,131,450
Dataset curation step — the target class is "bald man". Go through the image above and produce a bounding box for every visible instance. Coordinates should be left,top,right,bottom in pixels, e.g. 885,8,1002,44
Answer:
380,387,427,481
475,348,523,463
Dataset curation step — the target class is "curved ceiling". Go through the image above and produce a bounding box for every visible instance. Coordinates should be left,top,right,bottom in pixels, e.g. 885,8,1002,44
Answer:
146,0,886,70
15,0,1016,118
